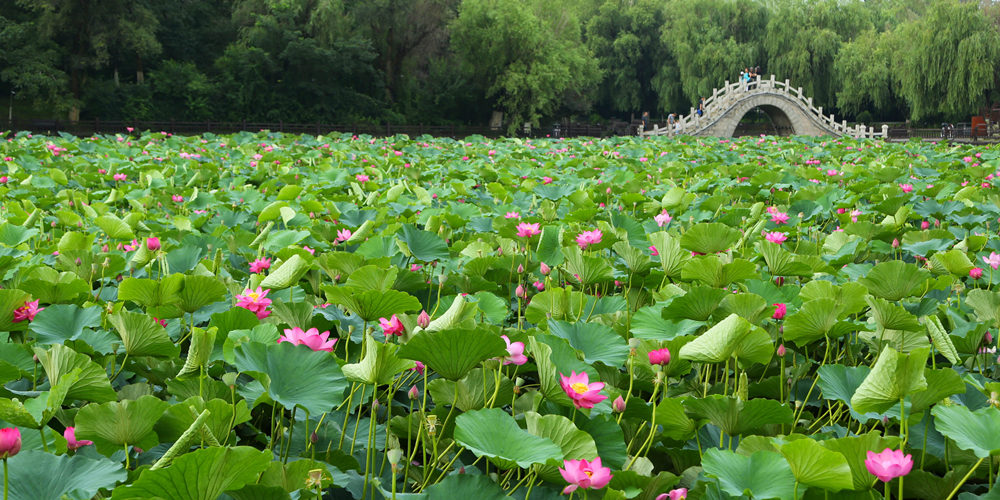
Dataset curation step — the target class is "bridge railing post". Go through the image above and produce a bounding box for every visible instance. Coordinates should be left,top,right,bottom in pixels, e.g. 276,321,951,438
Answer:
882,124,888,138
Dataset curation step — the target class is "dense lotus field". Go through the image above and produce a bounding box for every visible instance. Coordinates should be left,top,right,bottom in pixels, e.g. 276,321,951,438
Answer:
2,131,1000,499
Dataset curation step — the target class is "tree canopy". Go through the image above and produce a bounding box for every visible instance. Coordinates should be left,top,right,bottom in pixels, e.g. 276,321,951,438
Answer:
1,0,999,126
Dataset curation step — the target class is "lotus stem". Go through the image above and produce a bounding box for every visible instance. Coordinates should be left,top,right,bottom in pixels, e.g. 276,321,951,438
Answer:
944,456,984,500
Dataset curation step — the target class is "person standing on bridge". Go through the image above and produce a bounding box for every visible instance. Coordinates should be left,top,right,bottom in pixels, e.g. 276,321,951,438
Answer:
697,98,705,117
667,113,676,136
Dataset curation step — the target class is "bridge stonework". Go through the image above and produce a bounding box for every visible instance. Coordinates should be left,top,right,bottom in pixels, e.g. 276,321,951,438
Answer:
645,75,887,139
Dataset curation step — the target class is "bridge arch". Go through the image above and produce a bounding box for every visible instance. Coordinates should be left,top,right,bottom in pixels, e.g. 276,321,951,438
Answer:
644,75,887,139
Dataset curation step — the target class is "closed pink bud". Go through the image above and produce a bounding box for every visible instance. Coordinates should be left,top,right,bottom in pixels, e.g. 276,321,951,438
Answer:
921,220,930,230
0,427,21,459
613,395,626,413
517,264,524,273
648,348,671,366
146,237,161,251
417,310,431,329
777,344,786,356
774,276,784,286
540,262,551,275
892,238,900,248
408,386,419,400
515,284,527,299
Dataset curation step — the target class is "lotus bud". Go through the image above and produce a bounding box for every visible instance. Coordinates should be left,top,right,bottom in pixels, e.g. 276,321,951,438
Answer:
777,344,786,356
613,396,626,413
774,276,784,286
387,448,403,469
417,310,431,329
310,432,319,445
517,264,524,274
515,284,526,299
892,238,900,248
408,385,419,400
371,399,379,411
540,262,551,275
222,372,238,387
988,331,994,344
146,236,161,251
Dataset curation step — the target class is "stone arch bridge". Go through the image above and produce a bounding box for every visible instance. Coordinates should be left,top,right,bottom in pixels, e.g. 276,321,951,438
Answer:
643,75,887,138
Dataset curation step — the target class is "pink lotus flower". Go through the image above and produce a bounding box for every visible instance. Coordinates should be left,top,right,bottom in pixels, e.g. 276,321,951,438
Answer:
249,258,271,273
773,303,787,320
533,280,545,291
540,262,551,275
0,427,21,458
559,457,612,494
113,173,127,181
612,396,626,413
172,194,184,202
516,222,541,238
412,360,425,375
408,386,419,400
763,231,787,244
504,212,521,219
971,267,985,279
777,344,787,356
542,176,553,184
410,264,423,272
984,252,1000,270
656,489,688,500
648,348,671,366
152,317,167,328
501,335,528,365
235,287,272,319
13,300,43,322
355,174,370,183
146,237,161,251
851,210,861,223
576,229,603,249
921,220,930,230
303,245,315,255
560,371,607,409
379,314,405,337
865,448,913,483
654,210,673,227
417,310,431,328
515,284,526,299
770,211,789,224
64,426,93,451
649,245,659,256
336,229,352,242
278,327,337,352
900,183,914,193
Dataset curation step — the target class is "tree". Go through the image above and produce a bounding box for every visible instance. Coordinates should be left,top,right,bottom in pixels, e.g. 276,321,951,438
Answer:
451,0,600,132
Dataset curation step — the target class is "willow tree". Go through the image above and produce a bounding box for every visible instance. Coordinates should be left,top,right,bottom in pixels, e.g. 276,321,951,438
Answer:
450,0,600,132
894,0,1000,121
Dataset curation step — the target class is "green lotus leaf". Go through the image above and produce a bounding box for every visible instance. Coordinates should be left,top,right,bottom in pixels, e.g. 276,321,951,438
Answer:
75,395,170,455
110,446,272,500
647,231,689,278
233,341,348,414
851,345,929,414
108,310,181,358
398,328,506,380
683,395,793,436
681,255,758,288
95,213,135,240
702,448,796,500
346,264,398,292
924,314,960,365
175,274,228,313
821,431,902,490
680,222,741,255
678,313,772,366
259,254,310,290
6,450,126,500
454,408,563,468
20,266,90,303
547,320,628,367
34,343,117,403
29,304,102,345
155,396,251,445
858,260,932,301
757,241,814,277
782,298,855,346
398,223,449,261
933,404,1000,458
324,286,421,322
779,438,853,492
342,334,414,386
525,411,598,482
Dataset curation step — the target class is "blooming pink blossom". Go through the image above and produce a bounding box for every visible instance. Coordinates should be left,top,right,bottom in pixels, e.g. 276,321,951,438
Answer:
851,210,861,223
773,303,787,320
64,427,93,451
770,211,789,224
504,212,521,219
412,360,425,375
763,231,787,244
865,448,913,483
533,280,545,291
235,287,272,319
501,335,528,365
971,267,985,279
559,457,612,494
249,258,271,273
560,371,607,409
649,245,659,257
13,300,43,322
648,348,671,366
172,194,184,202
984,252,1000,270
113,173,127,181
654,210,672,227
576,229,603,250
355,174,370,183
542,176,553,184
278,327,337,352
379,315,405,337
303,245,315,255
516,222,541,238
900,183,914,193
336,229,352,242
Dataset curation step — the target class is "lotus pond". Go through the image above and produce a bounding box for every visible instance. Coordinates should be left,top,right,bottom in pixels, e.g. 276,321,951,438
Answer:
1,131,1000,499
